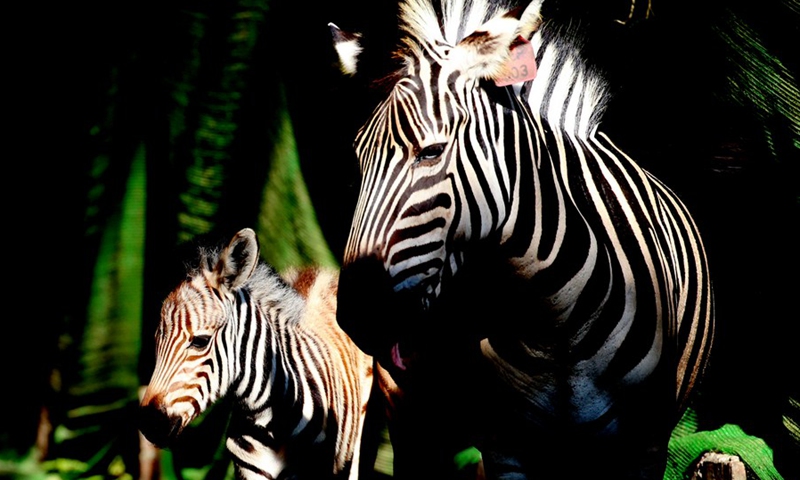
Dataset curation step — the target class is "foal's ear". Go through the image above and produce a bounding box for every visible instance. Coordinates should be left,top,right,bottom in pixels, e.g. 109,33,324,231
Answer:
329,22,363,76
448,0,544,80
215,228,260,291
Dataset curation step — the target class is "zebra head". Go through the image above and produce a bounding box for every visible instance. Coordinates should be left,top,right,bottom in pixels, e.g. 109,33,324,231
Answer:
333,0,543,362
139,228,260,448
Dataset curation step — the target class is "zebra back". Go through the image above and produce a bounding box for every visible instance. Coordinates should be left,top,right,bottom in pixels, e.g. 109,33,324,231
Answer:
139,228,374,479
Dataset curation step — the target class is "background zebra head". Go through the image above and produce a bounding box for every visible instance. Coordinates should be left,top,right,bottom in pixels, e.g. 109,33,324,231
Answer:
139,229,264,448
334,0,545,360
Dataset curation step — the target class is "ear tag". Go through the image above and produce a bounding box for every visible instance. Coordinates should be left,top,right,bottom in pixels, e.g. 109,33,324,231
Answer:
494,36,537,87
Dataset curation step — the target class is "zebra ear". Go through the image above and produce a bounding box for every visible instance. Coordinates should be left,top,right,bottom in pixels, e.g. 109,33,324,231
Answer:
329,22,362,76
449,0,544,80
516,0,545,43
215,228,260,291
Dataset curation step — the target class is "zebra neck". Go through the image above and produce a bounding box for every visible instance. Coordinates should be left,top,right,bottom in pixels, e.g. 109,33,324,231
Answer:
493,22,618,279
224,301,342,480
233,272,309,411
231,290,327,433
230,287,314,417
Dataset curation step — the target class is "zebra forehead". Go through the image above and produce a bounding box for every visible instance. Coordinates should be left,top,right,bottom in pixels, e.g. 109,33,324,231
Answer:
162,280,225,326
370,79,451,137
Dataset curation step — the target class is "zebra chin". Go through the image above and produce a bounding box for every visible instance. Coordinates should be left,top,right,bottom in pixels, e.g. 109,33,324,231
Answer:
138,401,187,449
338,254,430,363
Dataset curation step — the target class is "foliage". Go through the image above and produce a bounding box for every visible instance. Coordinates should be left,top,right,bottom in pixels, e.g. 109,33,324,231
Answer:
668,408,784,480
6,0,348,478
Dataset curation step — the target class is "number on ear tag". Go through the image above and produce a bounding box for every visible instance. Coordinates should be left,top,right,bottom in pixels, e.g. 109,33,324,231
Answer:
494,36,538,87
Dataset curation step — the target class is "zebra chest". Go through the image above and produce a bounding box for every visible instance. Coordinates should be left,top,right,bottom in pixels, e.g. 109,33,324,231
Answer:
224,409,337,479
226,433,286,479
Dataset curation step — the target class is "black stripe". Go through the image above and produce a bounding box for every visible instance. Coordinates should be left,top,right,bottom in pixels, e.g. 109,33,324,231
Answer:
390,240,445,266
389,218,446,247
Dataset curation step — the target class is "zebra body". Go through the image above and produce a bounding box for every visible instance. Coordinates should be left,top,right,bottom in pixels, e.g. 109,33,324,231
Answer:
332,0,714,478
139,228,374,480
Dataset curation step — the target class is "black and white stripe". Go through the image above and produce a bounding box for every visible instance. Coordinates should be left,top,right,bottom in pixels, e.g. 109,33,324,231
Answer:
140,228,374,480
333,0,714,478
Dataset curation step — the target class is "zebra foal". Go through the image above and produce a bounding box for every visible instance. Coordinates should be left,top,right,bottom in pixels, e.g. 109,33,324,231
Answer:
331,0,715,478
139,228,374,480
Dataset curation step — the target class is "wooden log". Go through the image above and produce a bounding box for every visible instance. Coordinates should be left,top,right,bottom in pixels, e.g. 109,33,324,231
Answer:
691,451,747,480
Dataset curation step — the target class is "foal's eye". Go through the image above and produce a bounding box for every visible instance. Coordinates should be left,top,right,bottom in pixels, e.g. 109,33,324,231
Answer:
414,143,446,165
189,335,211,349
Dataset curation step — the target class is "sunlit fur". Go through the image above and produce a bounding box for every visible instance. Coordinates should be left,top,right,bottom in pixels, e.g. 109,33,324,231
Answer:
140,229,373,480
335,0,714,478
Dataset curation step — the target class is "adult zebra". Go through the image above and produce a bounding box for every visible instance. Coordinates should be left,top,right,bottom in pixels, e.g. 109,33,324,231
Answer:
139,228,374,480
330,0,714,478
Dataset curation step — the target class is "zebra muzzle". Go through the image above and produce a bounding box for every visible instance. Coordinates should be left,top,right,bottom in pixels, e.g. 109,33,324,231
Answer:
337,255,403,355
138,401,185,449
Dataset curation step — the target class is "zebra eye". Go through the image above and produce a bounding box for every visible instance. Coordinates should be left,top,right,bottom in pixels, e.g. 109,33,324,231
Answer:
414,143,446,165
189,335,211,349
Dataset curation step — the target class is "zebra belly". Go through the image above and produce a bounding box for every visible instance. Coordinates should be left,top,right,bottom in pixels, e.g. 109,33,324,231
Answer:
479,338,613,430
479,336,673,433
478,337,674,478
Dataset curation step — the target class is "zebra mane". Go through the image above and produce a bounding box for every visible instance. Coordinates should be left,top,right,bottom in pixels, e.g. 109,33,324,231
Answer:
398,0,513,54
246,264,305,315
530,19,610,137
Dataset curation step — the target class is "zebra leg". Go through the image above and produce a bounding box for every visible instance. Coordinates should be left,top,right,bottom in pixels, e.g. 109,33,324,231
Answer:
357,373,387,479
480,430,670,480
477,379,674,479
375,365,463,479
376,360,483,480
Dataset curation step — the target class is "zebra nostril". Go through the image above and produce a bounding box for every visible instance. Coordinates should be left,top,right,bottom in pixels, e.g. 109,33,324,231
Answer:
138,401,183,449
